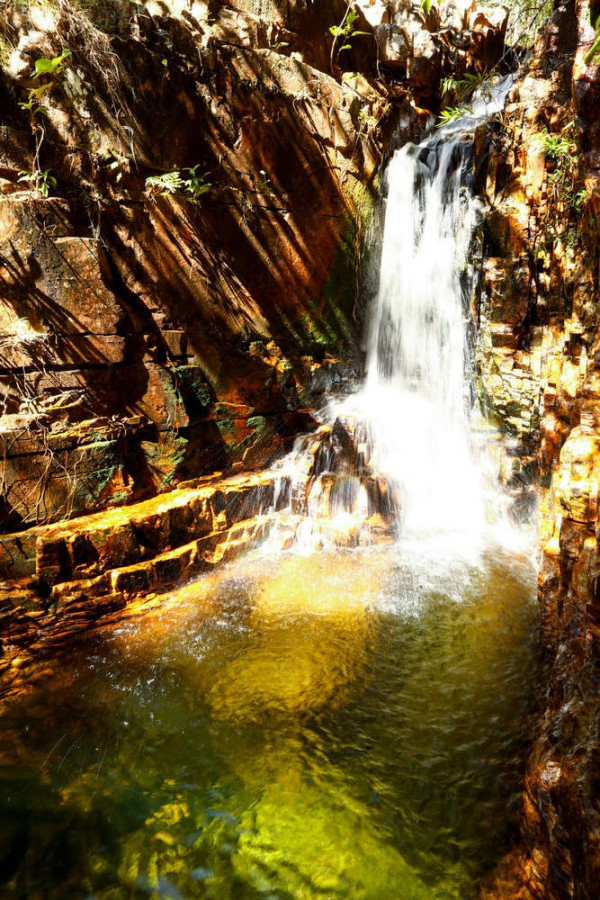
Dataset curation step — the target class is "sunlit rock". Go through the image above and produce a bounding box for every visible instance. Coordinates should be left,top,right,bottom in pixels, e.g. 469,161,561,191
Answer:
555,425,600,523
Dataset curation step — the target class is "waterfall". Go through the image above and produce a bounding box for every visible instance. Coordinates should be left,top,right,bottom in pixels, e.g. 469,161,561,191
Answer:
344,78,516,532
357,135,485,536
267,78,516,551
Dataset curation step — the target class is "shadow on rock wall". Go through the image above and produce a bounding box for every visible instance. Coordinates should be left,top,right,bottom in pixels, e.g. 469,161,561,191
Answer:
0,1,385,530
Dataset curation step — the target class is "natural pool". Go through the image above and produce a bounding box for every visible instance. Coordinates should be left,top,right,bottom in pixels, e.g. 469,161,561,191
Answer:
0,540,541,899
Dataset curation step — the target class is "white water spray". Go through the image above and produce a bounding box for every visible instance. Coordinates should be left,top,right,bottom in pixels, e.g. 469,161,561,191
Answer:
341,78,516,539
265,78,518,552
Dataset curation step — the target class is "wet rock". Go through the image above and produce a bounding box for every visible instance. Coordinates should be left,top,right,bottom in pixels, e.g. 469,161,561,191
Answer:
0,468,295,662
555,426,600,523
477,4,600,894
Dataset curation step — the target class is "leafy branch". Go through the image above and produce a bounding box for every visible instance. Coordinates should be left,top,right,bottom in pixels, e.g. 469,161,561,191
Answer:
145,166,212,202
329,4,369,76
17,50,70,197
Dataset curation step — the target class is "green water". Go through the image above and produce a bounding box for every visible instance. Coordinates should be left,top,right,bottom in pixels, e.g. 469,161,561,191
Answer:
0,541,541,899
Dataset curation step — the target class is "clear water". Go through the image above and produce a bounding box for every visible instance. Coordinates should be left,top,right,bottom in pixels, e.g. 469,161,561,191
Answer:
0,542,541,899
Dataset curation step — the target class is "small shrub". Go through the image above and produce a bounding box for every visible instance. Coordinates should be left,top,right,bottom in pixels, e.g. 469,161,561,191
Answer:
18,169,57,198
145,166,212,202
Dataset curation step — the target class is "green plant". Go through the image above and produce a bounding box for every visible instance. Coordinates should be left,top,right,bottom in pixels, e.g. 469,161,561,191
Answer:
329,6,368,51
269,40,289,54
146,170,186,195
531,121,582,208
18,49,70,197
18,168,57,198
145,166,212,202
532,121,576,161
532,120,592,250
441,71,488,105
437,106,472,127
329,4,369,75
572,188,591,214
32,48,71,79
418,0,435,16
182,165,212,200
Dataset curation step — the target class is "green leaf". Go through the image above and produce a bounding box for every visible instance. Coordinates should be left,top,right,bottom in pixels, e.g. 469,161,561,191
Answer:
33,49,70,79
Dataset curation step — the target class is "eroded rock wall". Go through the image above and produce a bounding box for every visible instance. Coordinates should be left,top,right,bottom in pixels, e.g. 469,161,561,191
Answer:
0,0,506,532
478,1,600,895
0,0,395,530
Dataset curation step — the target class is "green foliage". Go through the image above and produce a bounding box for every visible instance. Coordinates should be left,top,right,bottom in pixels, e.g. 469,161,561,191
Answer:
146,166,212,201
12,47,70,201
329,7,369,53
183,165,212,200
18,168,57,198
437,106,472,127
534,122,578,207
18,49,70,117
32,48,71,79
419,0,435,16
584,25,600,65
572,188,591,214
441,71,487,105
146,170,183,194
532,122,575,162
269,40,289,54
437,71,503,127
532,120,591,247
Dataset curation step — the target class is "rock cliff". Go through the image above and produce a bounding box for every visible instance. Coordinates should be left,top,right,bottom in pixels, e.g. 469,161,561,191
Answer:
0,0,392,530
478,1,599,895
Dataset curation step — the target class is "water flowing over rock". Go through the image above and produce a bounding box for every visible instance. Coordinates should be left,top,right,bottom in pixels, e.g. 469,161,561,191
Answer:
274,76,517,551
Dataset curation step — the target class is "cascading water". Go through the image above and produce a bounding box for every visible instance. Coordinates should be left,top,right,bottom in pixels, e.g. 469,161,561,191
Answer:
356,134,486,536
268,76,518,550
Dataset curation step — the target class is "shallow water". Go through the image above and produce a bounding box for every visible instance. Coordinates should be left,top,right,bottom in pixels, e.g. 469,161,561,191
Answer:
0,541,541,899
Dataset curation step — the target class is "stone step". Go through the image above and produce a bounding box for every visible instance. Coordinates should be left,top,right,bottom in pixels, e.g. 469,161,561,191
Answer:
0,512,277,663
0,471,293,664
0,470,291,585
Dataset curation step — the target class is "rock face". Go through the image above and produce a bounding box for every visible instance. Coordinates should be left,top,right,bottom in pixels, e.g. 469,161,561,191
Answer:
0,467,294,679
373,0,508,103
0,0,393,530
477,1,600,895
